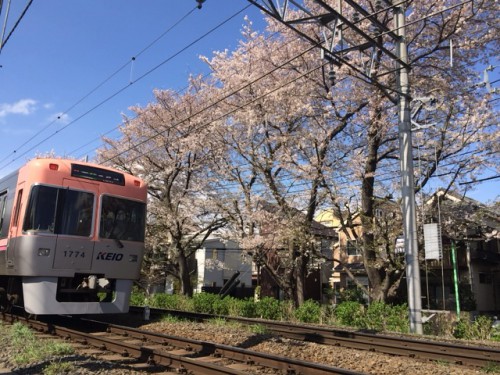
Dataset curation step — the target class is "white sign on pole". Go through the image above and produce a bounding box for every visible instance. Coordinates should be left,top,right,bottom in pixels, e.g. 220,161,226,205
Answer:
424,223,442,260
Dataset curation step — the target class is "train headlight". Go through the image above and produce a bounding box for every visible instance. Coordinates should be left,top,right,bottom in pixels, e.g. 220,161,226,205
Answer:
129,254,138,262
38,248,51,256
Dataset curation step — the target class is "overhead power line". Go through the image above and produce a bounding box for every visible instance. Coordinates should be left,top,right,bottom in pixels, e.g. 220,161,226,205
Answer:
0,0,33,54
0,4,199,166
0,4,252,172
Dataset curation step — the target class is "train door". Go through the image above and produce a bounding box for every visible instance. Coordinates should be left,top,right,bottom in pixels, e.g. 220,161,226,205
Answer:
5,183,24,271
52,179,98,271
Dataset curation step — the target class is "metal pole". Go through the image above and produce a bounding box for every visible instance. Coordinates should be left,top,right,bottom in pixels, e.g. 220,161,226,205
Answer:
451,241,460,318
394,2,423,334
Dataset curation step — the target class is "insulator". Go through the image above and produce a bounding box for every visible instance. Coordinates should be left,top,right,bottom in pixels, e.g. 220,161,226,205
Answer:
196,0,206,9
370,25,380,37
328,69,336,86
352,12,360,24
375,0,383,11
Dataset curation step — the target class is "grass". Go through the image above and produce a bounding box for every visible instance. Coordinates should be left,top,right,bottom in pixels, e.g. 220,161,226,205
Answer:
248,324,268,334
160,313,185,323
482,362,500,374
7,322,75,368
42,361,76,375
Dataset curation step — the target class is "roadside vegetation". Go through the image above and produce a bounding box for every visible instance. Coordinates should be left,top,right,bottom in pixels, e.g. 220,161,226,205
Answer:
132,290,500,341
0,321,75,374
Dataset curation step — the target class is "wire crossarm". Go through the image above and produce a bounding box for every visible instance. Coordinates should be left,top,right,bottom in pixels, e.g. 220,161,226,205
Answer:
247,0,409,99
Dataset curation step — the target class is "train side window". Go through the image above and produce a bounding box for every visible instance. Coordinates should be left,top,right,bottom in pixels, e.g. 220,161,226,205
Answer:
0,191,7,237
12,189,23,227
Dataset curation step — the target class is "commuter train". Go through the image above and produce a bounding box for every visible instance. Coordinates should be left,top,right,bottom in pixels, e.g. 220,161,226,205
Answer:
0,158,147,315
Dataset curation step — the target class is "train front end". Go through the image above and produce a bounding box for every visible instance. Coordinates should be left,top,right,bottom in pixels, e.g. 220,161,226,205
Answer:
2,158,147,315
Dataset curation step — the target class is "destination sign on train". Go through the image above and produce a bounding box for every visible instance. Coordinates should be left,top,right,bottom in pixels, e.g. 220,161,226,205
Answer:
71,164,125,185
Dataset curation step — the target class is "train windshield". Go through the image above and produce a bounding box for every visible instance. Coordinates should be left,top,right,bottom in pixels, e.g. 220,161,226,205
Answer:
99,195,145,242
23,185,94,236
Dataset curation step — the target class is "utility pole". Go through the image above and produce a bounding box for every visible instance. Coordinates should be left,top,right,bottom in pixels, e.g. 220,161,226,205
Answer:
394,3,422,334
243,0,423,333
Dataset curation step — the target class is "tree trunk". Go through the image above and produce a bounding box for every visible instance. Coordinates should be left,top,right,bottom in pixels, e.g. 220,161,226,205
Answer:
295,254,306,306
177,250,193,297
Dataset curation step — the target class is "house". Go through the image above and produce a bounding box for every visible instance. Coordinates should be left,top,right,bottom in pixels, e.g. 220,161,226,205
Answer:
423,190,500,313
315,197,402,303
316,190,500,313
195,238,253,298
256,209,338,303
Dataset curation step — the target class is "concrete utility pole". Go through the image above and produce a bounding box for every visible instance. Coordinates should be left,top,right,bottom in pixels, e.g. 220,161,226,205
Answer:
394,3,422,334
244,0,423,333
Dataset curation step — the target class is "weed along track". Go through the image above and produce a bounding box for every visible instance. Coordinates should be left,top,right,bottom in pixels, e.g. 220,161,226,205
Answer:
1,311,364,374
2,309,500,374
126,306,500,369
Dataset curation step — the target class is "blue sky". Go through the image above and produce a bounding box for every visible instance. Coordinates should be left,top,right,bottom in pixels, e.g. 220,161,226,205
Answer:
0,0,264,172
0,1,497,203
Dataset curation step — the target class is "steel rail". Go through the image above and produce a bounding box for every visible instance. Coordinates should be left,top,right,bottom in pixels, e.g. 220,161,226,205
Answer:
1,312,365,375
129,306,500,368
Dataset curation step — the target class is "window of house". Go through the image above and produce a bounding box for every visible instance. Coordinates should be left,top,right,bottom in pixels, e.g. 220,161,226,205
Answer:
346,240,361,256
479,273,492,284
320,239,332,254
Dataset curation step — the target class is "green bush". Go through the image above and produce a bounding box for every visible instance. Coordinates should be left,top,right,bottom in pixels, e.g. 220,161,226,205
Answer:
212,296,230,315
226,297,256,318
453,314,493,340
474,315,493,340
129,290,146,306
334,301,364,327
192,292,221,314
492,326,500,342
149,293,182,309
294,299,321,323
256,297,282,320
362,302,409,333
454,319,473,339
339,287,366,303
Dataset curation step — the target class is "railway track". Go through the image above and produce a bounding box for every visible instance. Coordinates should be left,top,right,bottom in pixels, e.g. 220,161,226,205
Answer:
1,311,364,374
127,306,500,368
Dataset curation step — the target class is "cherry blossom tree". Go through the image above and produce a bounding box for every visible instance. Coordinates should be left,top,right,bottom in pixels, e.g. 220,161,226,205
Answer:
97,79,226,296
201,1,498,303
97,0,498,304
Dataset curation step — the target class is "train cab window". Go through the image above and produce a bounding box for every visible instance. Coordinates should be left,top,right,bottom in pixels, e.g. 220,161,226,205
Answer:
99,195,145,242
58,190,94,236
24,185,58,232
23,185,94,237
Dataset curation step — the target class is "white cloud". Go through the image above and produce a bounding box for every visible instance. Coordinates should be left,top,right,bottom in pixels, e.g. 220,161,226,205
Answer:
0,99,37,118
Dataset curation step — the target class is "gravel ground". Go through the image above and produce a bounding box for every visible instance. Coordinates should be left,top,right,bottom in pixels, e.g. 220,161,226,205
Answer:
1,319,498,374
